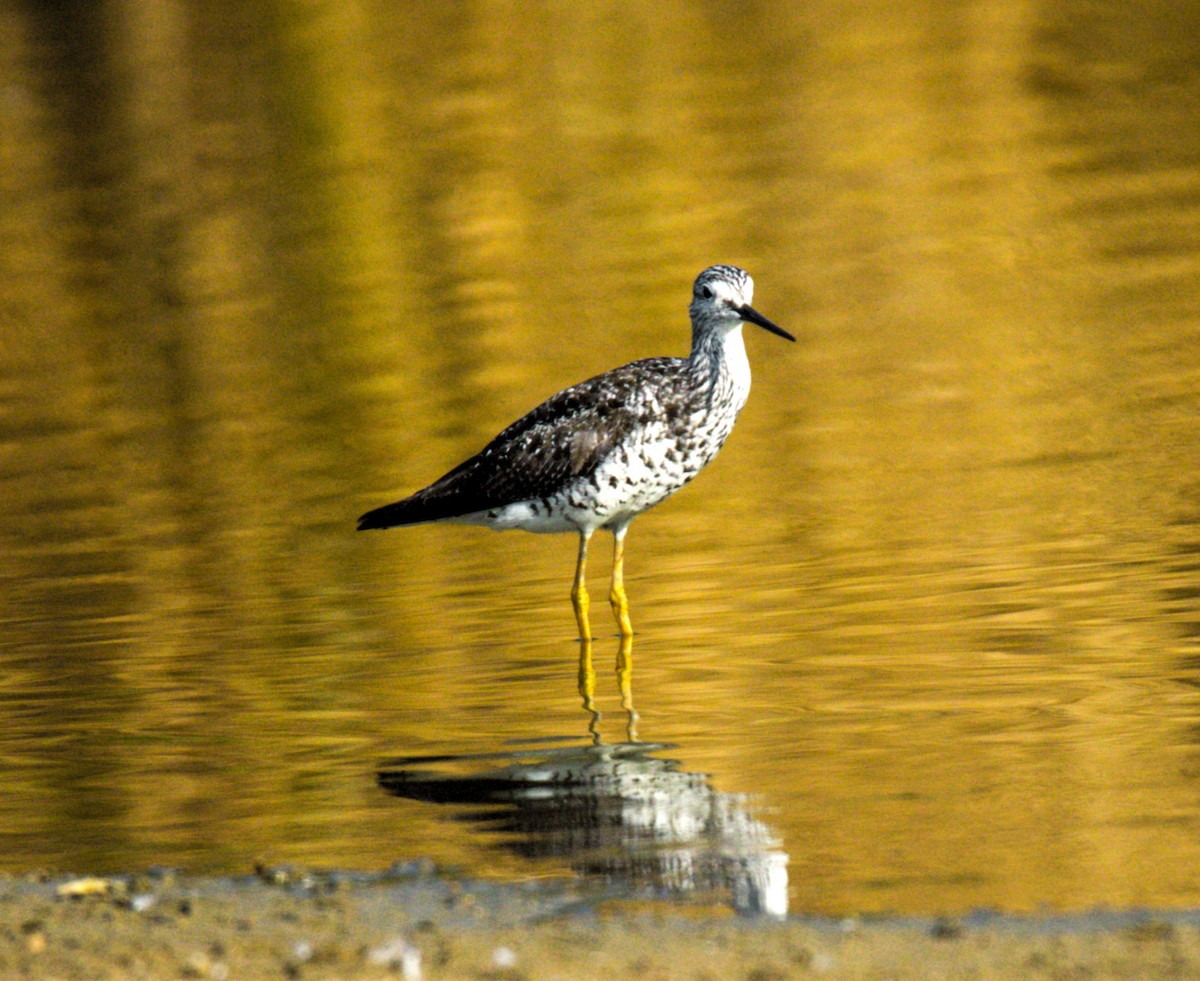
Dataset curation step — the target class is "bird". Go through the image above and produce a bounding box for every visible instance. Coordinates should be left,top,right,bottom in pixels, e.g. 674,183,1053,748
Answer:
357,264,794,640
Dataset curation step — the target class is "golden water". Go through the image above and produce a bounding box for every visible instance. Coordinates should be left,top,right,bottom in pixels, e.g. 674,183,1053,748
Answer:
3,0,1200,915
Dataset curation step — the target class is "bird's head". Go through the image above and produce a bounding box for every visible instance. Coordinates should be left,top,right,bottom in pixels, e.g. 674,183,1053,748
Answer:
689,265,794,342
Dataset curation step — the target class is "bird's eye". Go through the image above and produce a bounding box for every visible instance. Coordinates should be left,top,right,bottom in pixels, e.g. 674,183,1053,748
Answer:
701,286,713,299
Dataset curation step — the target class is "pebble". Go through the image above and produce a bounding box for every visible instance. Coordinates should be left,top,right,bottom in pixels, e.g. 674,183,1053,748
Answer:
367,937,421,980
184,950,229,980
57,876,121,899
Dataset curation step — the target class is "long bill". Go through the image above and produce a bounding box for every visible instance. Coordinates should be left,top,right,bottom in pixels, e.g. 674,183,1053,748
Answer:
738,304,795,342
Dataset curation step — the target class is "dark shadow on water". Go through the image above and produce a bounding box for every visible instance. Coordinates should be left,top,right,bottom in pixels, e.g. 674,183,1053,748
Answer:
377,637,788,917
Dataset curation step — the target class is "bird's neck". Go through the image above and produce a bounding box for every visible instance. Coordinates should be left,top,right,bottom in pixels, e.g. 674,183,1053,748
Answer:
689,324,751,407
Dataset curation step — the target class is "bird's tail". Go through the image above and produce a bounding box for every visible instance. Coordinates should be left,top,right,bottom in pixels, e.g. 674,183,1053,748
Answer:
357,499,426,530
357,490,479,530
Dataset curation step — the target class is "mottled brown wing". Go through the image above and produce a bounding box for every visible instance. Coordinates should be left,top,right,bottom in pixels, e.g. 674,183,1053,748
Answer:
357,358,678,529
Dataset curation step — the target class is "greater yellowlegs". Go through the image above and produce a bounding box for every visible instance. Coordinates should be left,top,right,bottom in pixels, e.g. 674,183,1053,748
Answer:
358,264,793,639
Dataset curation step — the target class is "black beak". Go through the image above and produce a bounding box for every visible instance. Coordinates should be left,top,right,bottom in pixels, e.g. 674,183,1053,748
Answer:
738,304,795,342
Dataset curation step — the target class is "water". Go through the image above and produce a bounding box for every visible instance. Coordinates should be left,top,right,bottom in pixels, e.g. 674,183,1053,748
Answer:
3,0,1200,916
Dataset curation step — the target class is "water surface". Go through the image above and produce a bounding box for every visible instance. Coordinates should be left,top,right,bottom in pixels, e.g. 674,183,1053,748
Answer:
3,0,1200,916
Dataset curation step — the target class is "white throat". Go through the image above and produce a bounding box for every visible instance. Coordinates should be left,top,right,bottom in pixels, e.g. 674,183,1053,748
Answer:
721,323,752,404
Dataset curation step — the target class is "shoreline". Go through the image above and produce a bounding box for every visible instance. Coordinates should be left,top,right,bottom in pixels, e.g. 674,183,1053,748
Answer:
4,869,1198,979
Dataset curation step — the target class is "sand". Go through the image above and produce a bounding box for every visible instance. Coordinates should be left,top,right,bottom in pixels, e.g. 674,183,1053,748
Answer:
3,867,1198,980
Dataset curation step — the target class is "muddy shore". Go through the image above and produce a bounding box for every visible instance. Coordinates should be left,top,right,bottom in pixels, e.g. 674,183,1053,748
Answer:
3,868,1198,980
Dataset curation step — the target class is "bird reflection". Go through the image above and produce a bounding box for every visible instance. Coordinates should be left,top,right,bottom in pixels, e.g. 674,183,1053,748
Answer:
578,634,638,743
377,636,788,918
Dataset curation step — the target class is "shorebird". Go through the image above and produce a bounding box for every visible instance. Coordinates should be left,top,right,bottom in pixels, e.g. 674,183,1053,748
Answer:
358,264,793,640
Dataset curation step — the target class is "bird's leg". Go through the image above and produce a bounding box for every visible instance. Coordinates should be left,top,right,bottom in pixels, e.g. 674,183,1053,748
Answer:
609,524,634,637
578,637,601,744
616,631,638,742
571,528,593,642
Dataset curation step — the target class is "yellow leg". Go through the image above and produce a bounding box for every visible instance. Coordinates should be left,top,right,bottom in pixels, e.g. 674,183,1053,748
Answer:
609,526,634,637
577,637,600,743
571,528,593,641
616,631,638,742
